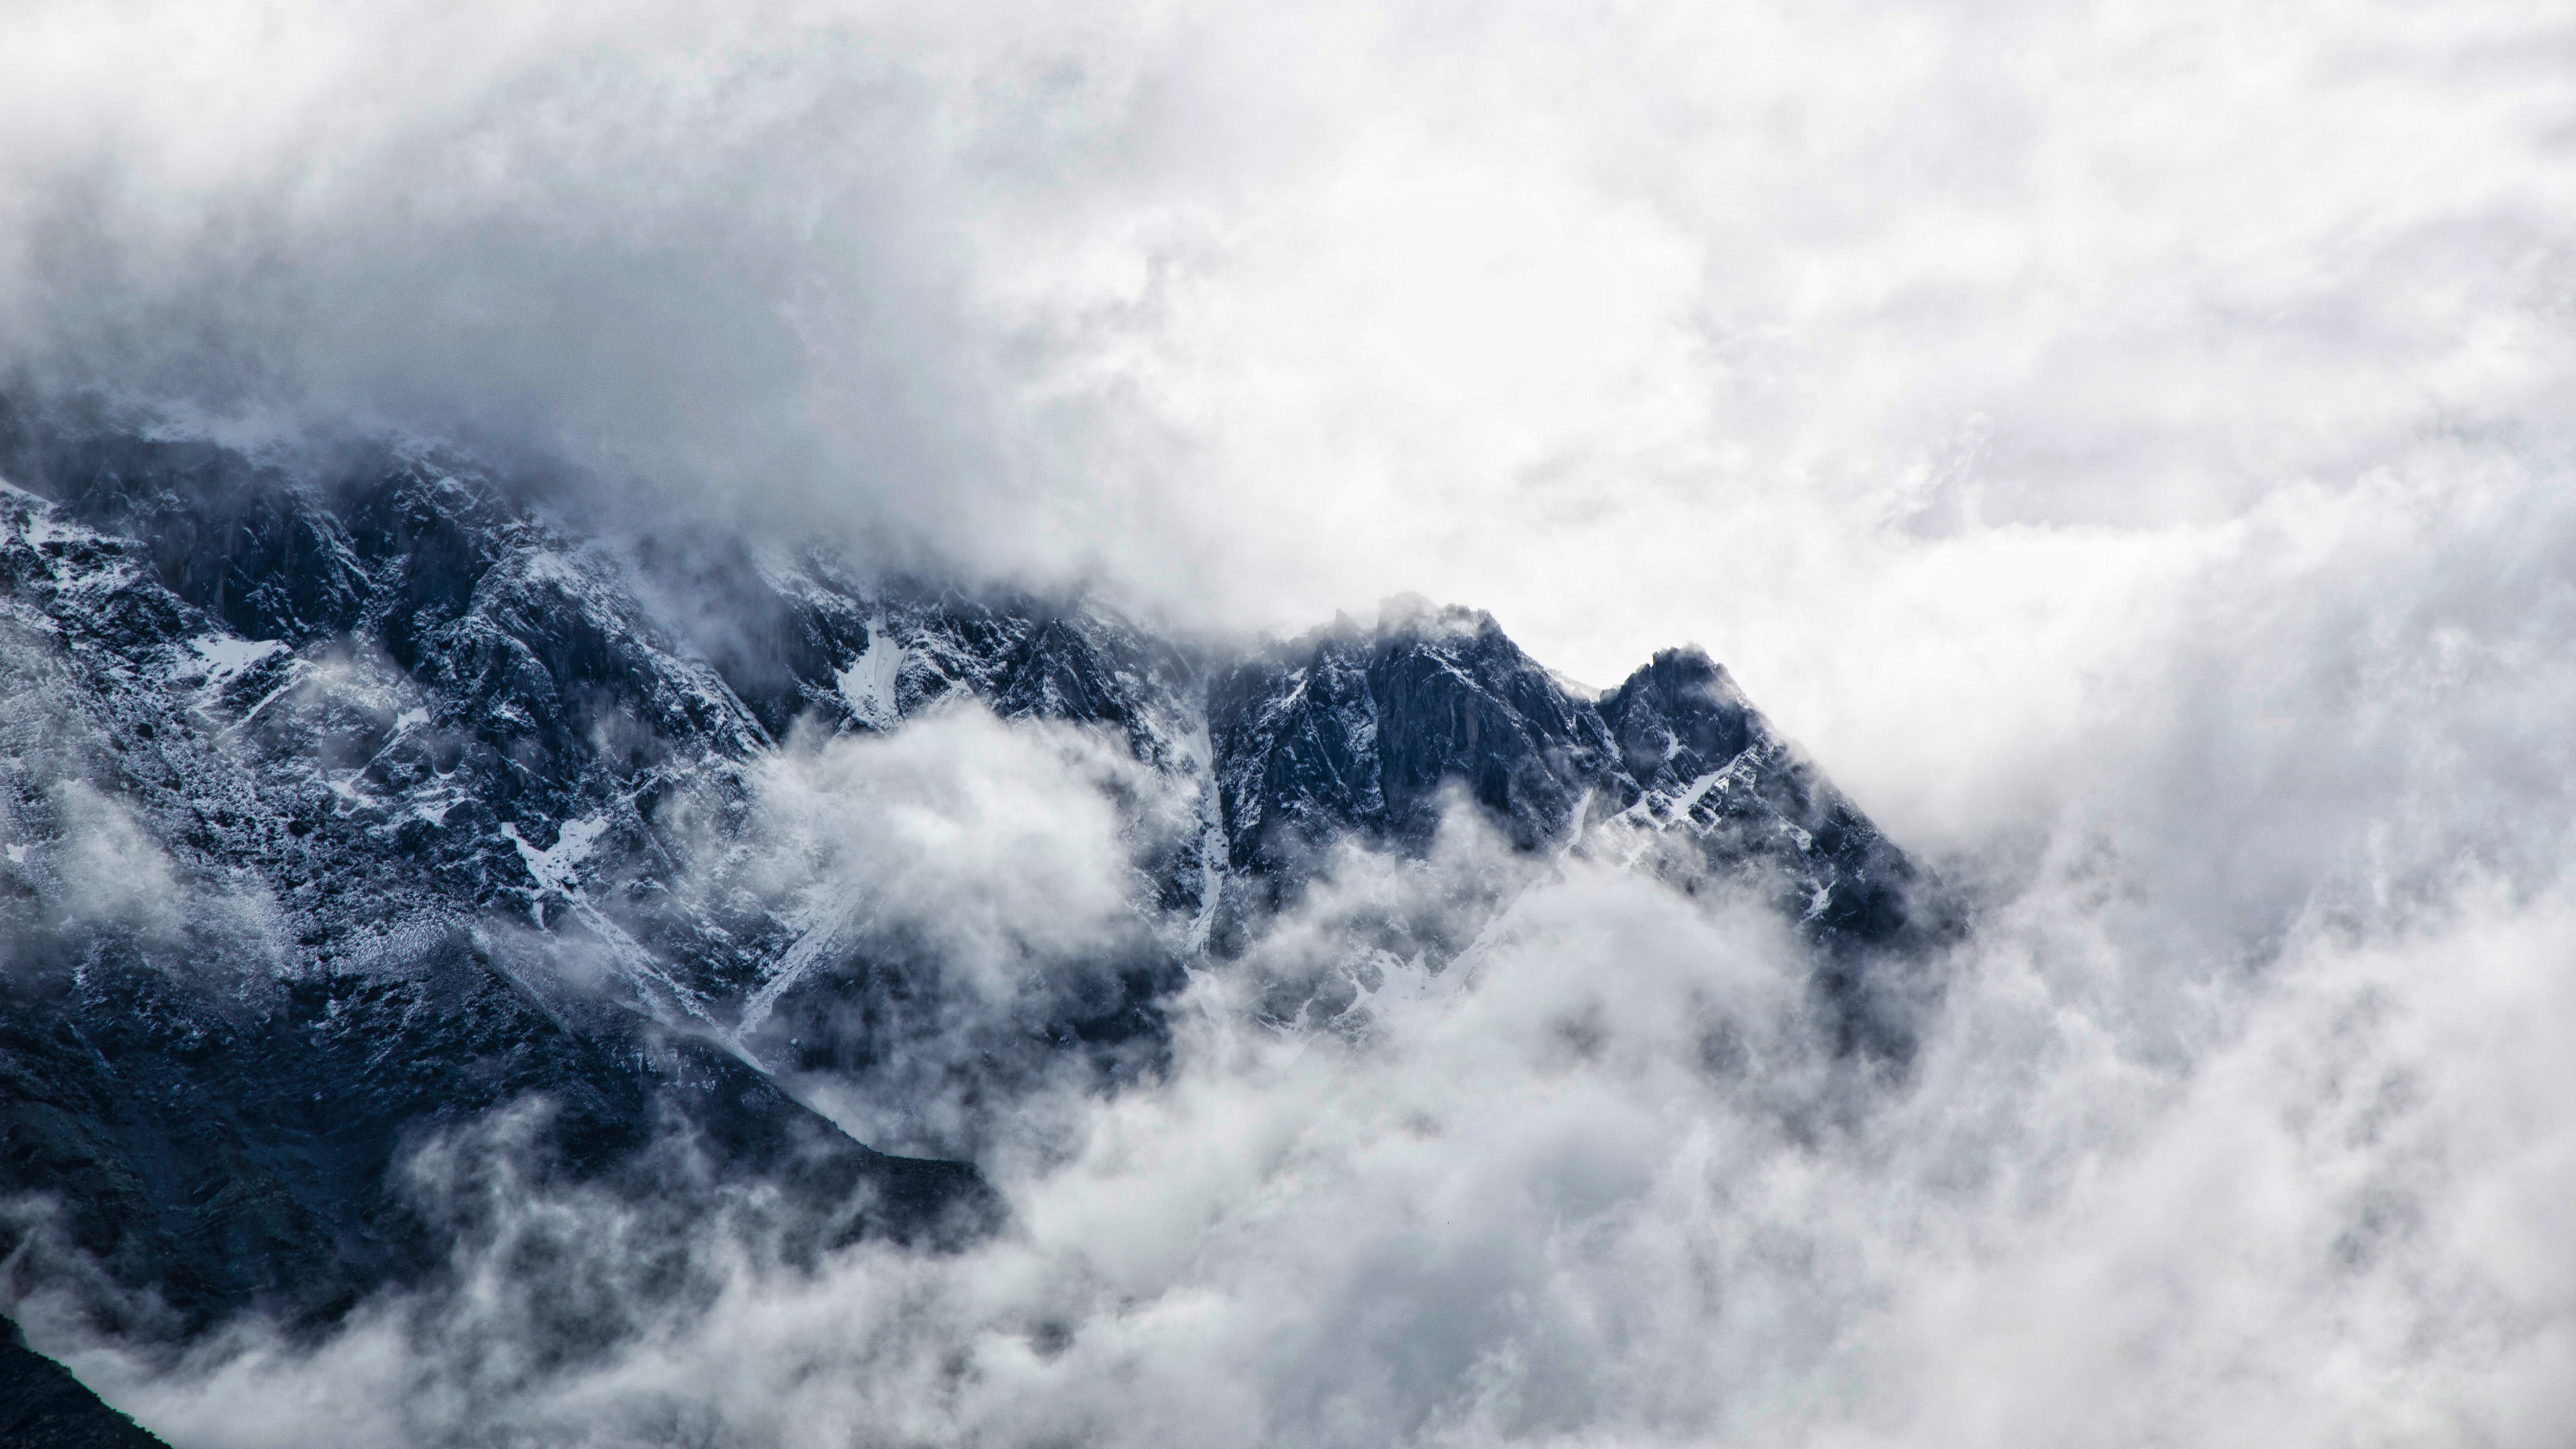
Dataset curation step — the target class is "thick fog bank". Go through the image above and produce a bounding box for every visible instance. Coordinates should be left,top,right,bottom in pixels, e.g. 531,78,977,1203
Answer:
38,831,2576,1447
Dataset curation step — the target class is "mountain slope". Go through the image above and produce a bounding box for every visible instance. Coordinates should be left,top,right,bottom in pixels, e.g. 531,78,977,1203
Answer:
0,1315,167,1449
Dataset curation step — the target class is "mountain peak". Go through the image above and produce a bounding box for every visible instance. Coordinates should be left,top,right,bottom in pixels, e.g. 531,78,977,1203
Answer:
1372,592,1496,640
0,407,1951,1366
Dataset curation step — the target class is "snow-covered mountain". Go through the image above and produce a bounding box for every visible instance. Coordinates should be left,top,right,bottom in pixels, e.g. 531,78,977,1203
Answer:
0,402,1951,1360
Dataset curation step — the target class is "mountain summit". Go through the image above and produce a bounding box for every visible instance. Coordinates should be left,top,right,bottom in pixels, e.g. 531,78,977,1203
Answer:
0,403,1952,1395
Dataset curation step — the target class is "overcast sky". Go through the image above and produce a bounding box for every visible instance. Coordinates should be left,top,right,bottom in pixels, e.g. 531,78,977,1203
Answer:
12,4,2576,1444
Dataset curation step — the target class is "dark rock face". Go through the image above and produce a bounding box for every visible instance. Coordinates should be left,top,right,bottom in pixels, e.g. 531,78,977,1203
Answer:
0,402,1951,1380
0,411,1016,1345
0,929,994,1340
1600,648,1929,936
1601,646,1756,787
1212,605,1948,969
1,1315,167,1448
1598,648,1945,1052
1212,602,1617,873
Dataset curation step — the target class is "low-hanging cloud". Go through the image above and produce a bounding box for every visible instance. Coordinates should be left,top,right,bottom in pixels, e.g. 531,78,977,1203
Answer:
727,706,1180,1008
44,753,2576,1446
696,704,1196,1159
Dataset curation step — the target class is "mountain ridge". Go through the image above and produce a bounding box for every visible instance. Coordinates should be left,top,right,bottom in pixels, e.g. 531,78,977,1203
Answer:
0,402,1955,1401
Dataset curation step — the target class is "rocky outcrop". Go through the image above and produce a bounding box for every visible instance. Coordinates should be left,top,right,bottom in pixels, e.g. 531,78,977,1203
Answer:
1210,602,1945,968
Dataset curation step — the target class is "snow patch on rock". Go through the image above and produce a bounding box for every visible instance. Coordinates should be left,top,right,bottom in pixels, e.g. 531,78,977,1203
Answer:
502,814,609,898
836,620,904,731
186,634,285,686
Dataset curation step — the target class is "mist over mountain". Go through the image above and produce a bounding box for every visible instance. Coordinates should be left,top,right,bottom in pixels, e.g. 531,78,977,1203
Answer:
9,1,2576,1445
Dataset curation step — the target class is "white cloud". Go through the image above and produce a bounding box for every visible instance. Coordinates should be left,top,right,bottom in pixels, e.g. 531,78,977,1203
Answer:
46,779,182,938
688,704,1193,1157
13,0,2574,688
733,706,1172,1005
66,822,2576,1446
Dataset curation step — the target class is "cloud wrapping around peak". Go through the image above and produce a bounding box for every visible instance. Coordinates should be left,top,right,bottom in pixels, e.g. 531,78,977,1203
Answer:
9,1,2576,1444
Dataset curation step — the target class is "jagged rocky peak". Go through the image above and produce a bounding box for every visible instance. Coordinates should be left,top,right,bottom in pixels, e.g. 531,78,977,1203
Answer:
626,527,1209,774
0,413,1004,1340
1210,595,1615,874
1206,591,1951,1000
1600,645,1758,793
